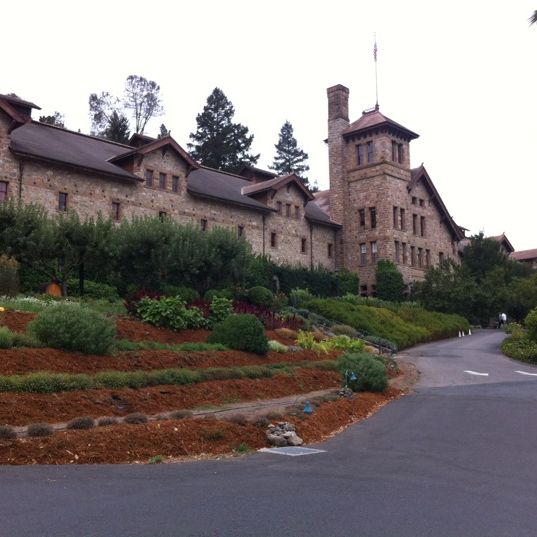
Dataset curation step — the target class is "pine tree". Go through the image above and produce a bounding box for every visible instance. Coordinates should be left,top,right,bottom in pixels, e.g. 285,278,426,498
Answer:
269,121,313,187
102,111,131,144
188,88,259,173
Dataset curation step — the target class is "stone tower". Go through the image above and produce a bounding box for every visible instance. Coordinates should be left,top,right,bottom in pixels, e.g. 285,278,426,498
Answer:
327,84,462,294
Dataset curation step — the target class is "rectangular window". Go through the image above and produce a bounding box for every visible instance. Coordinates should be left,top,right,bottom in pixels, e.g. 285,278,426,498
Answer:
369,207,377,229
301,238,307,254
413,214,418,235
393,206,398,228
400,208,405,230
439,252,445,264
237,225,244,238
327,243,333,258
172,176,179,193
420,216,426,237
395,241,400,263
200,218,208,231
277,201,282,214
295,205,300,220
426,249,431,267
112,201,121,221
370,241,378,264
402,242,407,265
412,197,417,205
360,284,368,297
367,141,374,163
360,243,367,266
358,208,366,228
410,246,416,267
0,181,7,202
356,144,365,166
392,141,397,162
398,143,404,164
271,232,277,248
145,169,153,187
159,173,166,190
286,203,291,217
159,211,167,221
419,198,425,207
58,192,68,212
418,247,423,268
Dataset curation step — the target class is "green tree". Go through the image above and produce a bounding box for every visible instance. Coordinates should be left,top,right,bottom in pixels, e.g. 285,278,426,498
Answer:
461,233,509,282
188,87,259,173
375,260,404,302
39,112,65,127
89,91,120,135
102,111,131,144
269,121,312,187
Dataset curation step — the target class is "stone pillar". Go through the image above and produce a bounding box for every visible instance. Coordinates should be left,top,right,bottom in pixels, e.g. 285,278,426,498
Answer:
327,84,349,270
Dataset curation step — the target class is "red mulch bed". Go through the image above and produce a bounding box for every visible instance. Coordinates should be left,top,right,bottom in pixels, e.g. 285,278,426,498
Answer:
0,387,403,465
0,347,339,376
116,319,211,344
0,369,341,426
0,310,34,332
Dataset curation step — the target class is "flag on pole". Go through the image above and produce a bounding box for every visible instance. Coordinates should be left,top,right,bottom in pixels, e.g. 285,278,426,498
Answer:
373,39,378,62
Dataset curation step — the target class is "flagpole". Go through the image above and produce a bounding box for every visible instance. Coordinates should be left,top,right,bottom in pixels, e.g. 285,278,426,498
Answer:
374,35,379,110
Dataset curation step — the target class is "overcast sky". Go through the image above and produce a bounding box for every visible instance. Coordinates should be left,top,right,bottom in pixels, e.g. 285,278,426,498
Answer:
3,0,536,250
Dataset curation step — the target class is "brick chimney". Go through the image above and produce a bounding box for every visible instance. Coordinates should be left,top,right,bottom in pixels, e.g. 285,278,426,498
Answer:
327,85,349,269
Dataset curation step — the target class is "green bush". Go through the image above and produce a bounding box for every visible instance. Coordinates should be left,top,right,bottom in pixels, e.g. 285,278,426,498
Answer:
0,326,15,348
0,256,19,297
204,288,234,301
12,331,43,348
67,279,119,301
137,297,207,330
247,286,274,307
375,260,404,302
337,269,359,296
331,324,358,337
268,340,288,353
66,416,95,430
208,314,268,355
289,288,313,308
209,297,234,326
161,285,200,303
336,352,388,392
502,335,537,364
525,308,537,342
27,304,116,355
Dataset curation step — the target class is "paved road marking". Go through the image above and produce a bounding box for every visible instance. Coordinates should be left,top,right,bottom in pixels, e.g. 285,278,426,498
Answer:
464,370,489,376
514,370,537,377
259,447,326,457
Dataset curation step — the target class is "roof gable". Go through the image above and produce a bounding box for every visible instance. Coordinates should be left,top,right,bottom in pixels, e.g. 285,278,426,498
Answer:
409,165,464,241
242,173,314,201
110,136,199,170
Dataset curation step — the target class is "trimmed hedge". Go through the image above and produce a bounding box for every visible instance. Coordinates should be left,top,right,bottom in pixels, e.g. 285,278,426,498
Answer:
247,286,274,307
336,352,388,392
27,304,116,355
208,314,268,355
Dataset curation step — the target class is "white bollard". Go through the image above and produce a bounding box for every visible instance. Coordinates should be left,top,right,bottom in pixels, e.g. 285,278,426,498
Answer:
458,331,462,338
469,329,472,336
462,332,465,337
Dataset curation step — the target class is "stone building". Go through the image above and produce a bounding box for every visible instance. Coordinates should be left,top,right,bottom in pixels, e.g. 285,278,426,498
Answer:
511,249,537,270
0,87,466,293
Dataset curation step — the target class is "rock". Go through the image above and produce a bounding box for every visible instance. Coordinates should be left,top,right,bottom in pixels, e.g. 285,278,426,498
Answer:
286,433,303,446
338,387,354,398
266,433,287,447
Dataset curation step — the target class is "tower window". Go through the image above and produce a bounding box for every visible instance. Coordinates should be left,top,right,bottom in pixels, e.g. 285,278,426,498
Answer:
410,246,416,266
400,208,406,230
370,241,378,263
392,141,397,162
271,232,277,248
358,209,366,228
0,181,8,202
145,169,153,188
356,144,365,166
402,243,407,264
395,241,400,263
426,249,431,267
301,238,307,253
398,143,404,164
360,243,367,266
58,192,68,212
418,247,423,268
412,197,417,205
172,176,180,193
420,216,426,237
159,173,166,190
327,243,333,258
369,207,377,229
367,141,374,163
413,214,418,235
393,206,398,228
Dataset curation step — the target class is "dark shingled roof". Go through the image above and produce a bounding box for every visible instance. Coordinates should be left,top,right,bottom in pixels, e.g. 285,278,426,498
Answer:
344,108,419,141
242,173,314,201
511,248,537,261
305,199,340,228
9,122,139,180
187,167,274,212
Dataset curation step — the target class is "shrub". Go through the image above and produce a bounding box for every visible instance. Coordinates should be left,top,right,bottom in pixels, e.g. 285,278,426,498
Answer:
170,410,194,420
28,304,116,355
12,331,43,348
337,269,359,296
66,416,95,430
161,285,200,303
97,417,118,427
0,326,14,349
0,256,19,297
331,324,358,337
148,455,164,464
137,296,207,330
124,412,148,424
375,260,405,302
0,425,16,439
208,314,268,355
247,286,274,308
502,336,537,364
268,340,288,353
27,422,54,437
67,279,119,301
336,352,388,392
525,308,537,343
209,296,234,326
330,335,365,352
289,288,313,308
204,288,234,301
